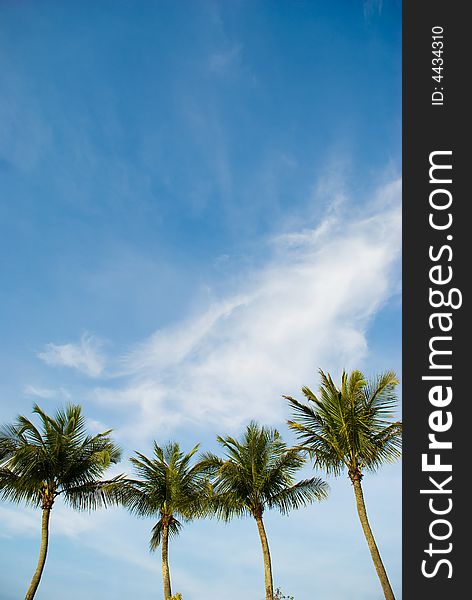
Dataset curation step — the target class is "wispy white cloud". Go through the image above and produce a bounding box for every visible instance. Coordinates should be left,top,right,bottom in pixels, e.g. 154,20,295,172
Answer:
93,177,401,441
208,44,242,73
364,0,384,18
0,503,92,539
0,502,161,577
23,385,71,400
23,385,56,399
0,506,37,538
85,418,110,434
38,333,106,378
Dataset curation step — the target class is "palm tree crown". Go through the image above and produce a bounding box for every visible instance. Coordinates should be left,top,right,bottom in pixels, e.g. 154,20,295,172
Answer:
0,403,122,600
124,441,208,545
286,370,402,480
0,403,122,511
123,441,209,600
202,422,328,600
203,421,328,520
286,369,401,600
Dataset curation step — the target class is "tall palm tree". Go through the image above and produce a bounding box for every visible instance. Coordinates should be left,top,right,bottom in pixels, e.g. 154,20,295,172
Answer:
202,422,329,600
123,441,208,600
285,369,402,600
0,404,122,600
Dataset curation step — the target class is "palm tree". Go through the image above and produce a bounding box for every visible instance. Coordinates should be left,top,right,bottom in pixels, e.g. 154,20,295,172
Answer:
123,441,208,600
285,369,402,600
0,403,122,600
202,422,329,600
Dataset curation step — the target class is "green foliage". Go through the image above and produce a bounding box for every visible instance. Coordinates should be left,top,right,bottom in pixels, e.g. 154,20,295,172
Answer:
274,588,294,600
286,369,402,478
201,421,328,520
123,441,209,550
169,594,182,600
0,404,123,510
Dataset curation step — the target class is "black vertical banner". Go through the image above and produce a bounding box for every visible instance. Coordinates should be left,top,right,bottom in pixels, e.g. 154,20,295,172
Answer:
403,3,468,599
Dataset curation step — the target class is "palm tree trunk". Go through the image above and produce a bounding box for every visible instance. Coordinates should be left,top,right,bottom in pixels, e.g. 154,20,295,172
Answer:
25,507,51,600
352,478,395,600
255,515,274,600
161,524,172,600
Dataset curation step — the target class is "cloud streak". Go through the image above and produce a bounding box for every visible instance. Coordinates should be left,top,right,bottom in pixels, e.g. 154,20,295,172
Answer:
208,44,242,73
38,333,106,378
93,178,401,441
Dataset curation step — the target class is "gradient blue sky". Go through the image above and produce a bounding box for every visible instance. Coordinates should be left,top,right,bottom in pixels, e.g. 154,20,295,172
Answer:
0,1,402,599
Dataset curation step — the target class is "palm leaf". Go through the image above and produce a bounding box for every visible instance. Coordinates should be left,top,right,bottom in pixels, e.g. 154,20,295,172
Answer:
206,422,328,521
286,369,402,476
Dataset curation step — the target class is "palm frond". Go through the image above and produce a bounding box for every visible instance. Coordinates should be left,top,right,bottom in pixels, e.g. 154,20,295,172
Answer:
207,422,328,521
0,403,122,511
61,475,127,511
0,468,41,506
267,477,329,514
149,516,183,551
286,369,402,477
124,440,209,550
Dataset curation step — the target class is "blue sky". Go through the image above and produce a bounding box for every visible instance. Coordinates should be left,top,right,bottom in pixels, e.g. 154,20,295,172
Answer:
0,1,401,599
